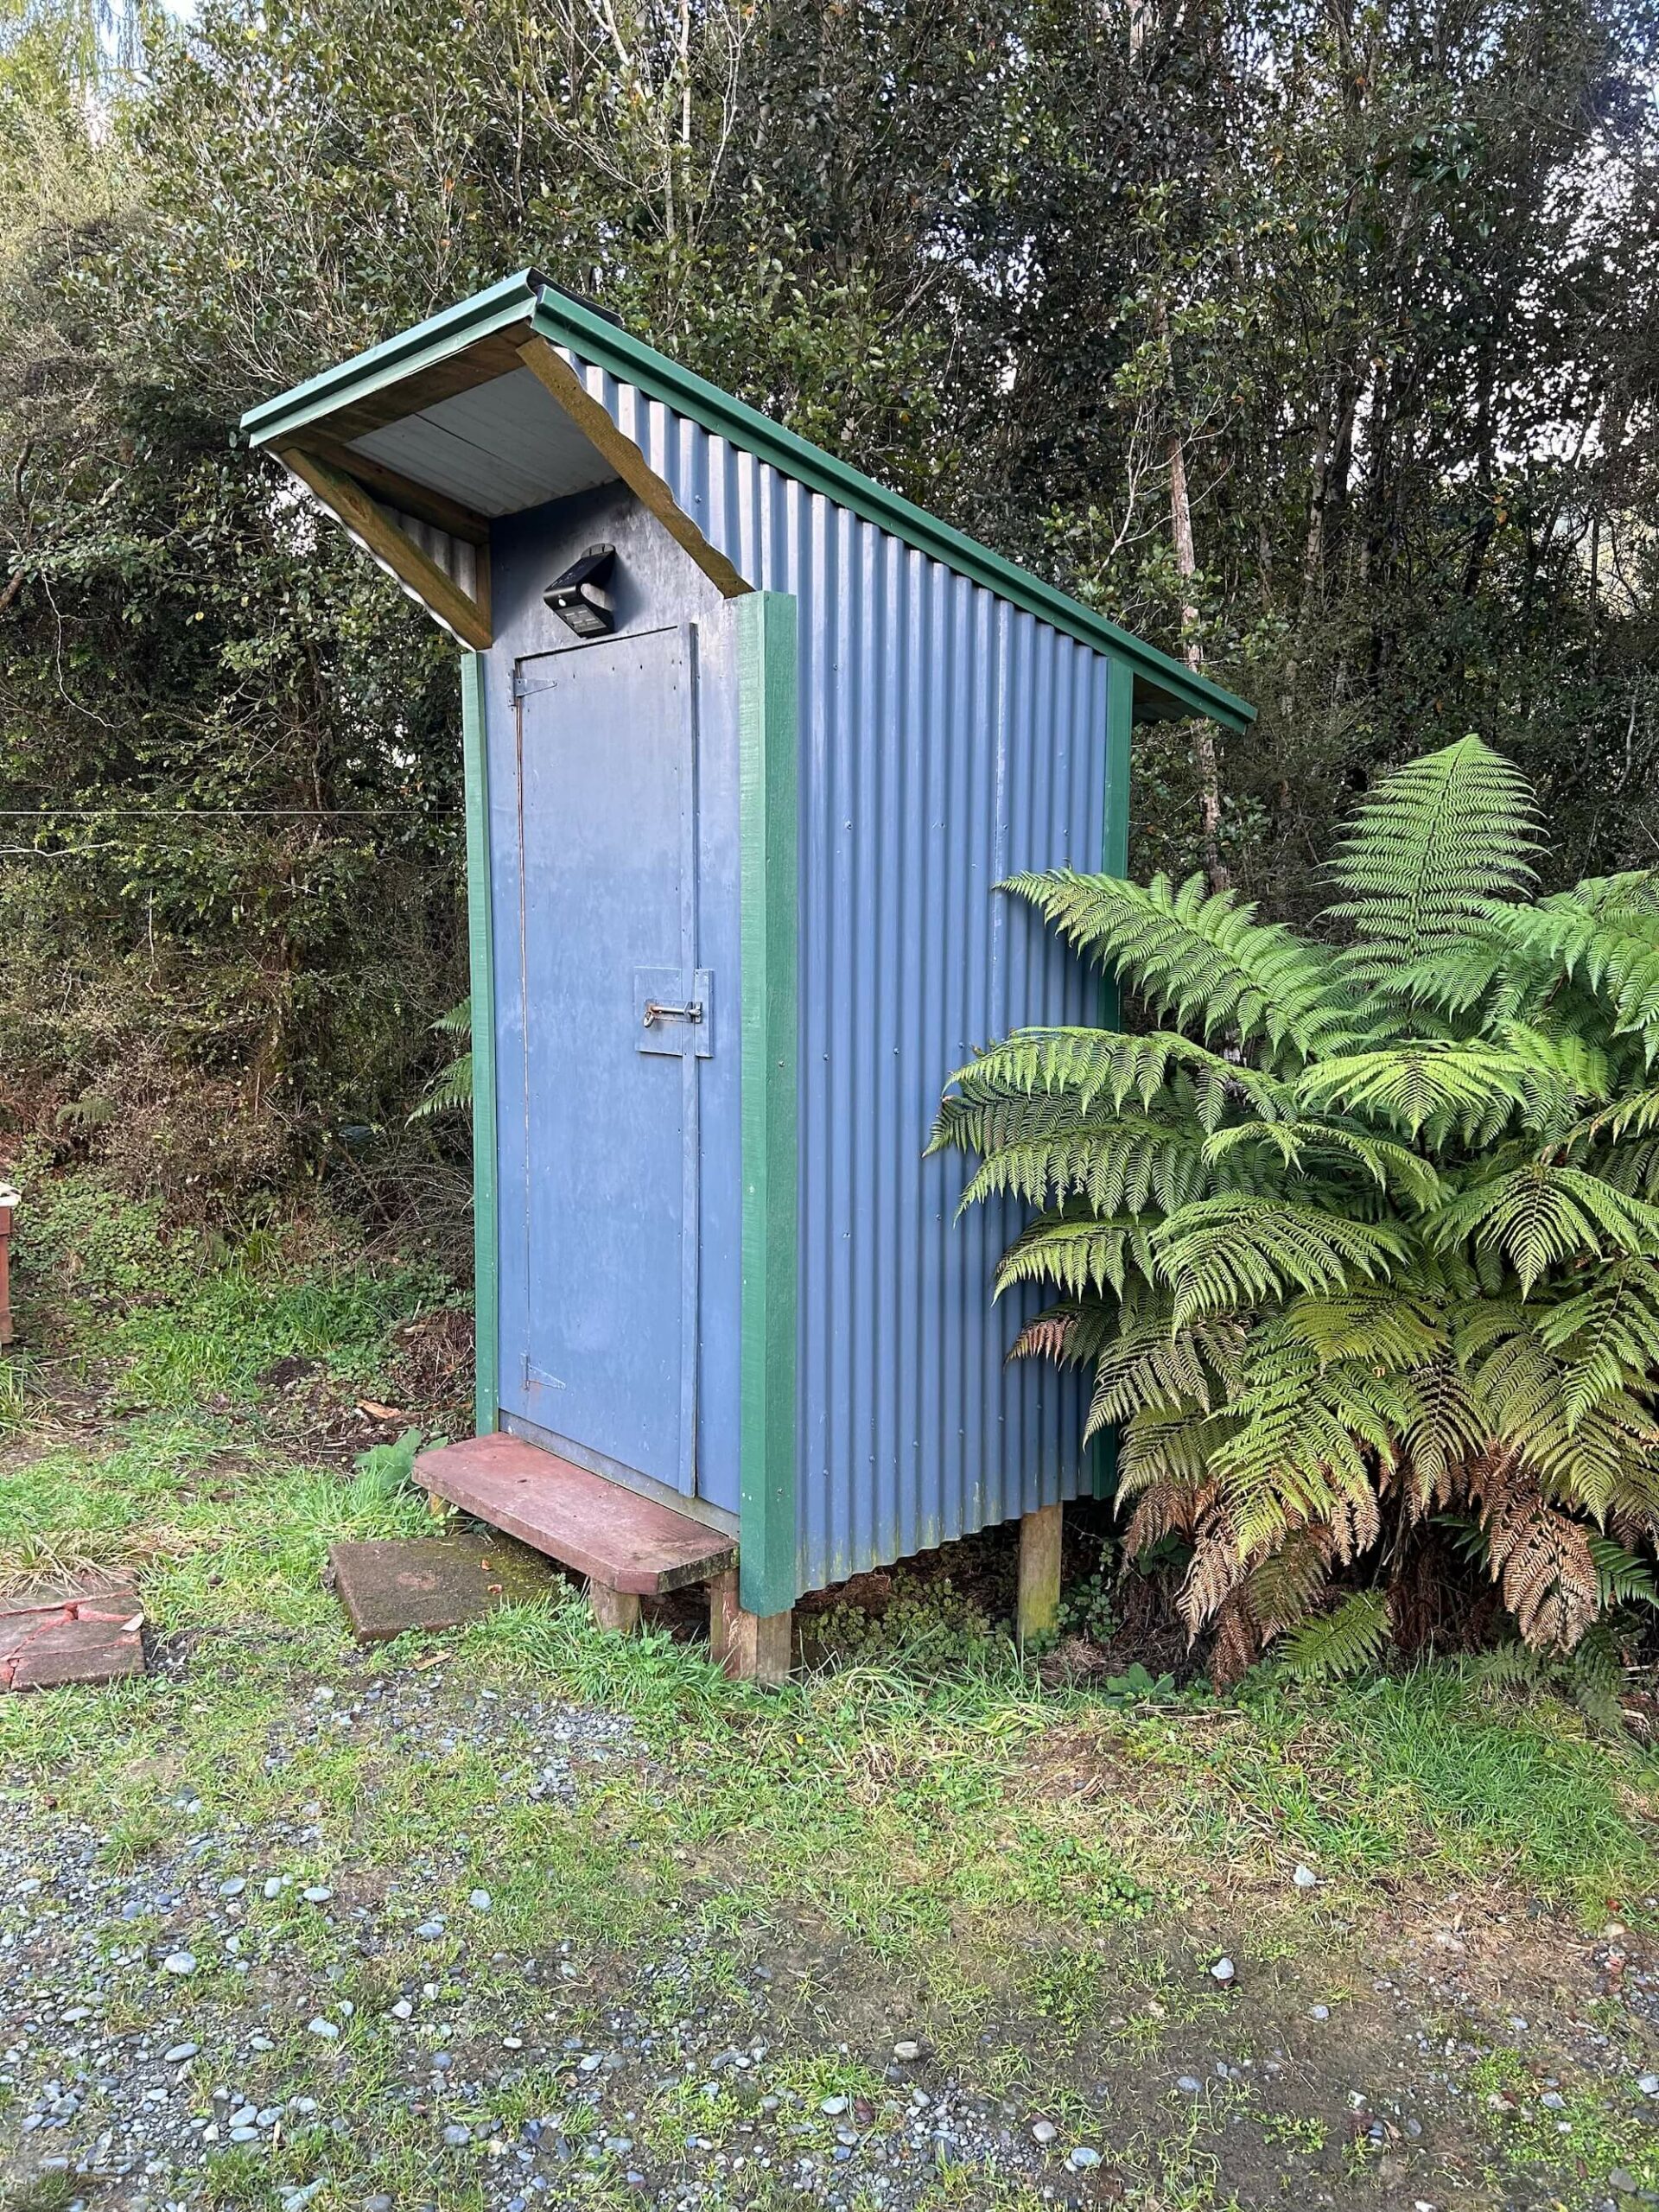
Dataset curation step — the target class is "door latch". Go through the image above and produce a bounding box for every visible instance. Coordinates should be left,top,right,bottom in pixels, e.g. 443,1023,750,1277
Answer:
636,967,715,1058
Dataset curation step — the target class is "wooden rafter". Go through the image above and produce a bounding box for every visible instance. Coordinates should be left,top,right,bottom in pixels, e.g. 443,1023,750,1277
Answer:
278,445,493,651
515,334,749,601
291,435,491,544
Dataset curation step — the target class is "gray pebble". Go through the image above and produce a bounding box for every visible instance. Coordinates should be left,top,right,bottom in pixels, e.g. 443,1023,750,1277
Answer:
162,2043,198,2063
307,2018,340,2040
161,1951,196,1975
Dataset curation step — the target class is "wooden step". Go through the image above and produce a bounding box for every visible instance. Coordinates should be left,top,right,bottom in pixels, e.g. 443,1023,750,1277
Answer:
413,1433,736,1596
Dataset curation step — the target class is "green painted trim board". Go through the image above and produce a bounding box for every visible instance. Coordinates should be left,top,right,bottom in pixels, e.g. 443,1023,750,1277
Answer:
1092,653,1135,1500
461,651,499,1435
735,593,800,1616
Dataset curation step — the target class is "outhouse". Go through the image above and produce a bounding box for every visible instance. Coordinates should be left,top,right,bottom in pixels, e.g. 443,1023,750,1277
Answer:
240,271,1253,1676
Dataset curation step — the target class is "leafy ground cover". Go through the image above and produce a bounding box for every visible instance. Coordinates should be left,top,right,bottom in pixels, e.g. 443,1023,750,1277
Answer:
3,1179,1658,2212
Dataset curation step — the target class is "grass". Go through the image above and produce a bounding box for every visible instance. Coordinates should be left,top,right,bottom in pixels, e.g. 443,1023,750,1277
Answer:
3,1171,1659,2209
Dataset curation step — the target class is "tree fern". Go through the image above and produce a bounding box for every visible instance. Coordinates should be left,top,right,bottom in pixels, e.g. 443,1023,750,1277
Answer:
945,737,1659,1686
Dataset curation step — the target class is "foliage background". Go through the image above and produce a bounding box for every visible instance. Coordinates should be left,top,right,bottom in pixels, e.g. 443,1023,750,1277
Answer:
1,0,1656,1223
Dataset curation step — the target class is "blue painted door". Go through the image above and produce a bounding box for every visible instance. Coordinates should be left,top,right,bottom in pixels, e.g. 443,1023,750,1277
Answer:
516,625,708,1497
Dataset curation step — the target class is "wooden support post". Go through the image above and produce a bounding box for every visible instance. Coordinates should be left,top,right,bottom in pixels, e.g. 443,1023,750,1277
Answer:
709,1569,791,1685
588,1582,641,1635
1017,1503,1064,1647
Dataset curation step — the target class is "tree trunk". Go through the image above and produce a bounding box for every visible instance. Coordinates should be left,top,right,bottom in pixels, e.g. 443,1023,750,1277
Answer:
1164,336,1229,893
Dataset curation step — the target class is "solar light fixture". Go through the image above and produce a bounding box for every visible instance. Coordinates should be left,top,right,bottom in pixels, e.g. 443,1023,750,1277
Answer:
544,543,618,637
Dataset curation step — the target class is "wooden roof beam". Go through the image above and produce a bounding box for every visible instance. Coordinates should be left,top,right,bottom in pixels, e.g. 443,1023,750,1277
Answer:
278,445,492,651
515,334,749,601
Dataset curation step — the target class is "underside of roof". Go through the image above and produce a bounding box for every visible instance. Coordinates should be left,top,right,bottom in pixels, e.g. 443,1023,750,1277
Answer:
238,271,1255,731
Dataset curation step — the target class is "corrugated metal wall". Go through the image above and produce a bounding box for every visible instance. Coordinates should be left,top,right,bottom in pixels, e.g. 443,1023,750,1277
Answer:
376,503,481,602
556,349,1118,1594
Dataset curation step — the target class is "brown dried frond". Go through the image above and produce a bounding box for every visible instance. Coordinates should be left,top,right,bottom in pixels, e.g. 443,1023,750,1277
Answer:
1179,1503,1249,1632
1242,1526,1334,1638
1325,1484,1383,1563
1009,1313,1077,1363
1480,1482,1599,1651
1121,1476,1209,1558
1208,1590,1261,1689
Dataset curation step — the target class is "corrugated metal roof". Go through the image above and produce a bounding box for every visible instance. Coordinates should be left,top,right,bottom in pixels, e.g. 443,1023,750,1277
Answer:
239,270,1255,731
349,366,615,514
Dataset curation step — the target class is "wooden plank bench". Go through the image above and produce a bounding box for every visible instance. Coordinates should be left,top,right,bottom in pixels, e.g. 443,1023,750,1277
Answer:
412,1434,788,1676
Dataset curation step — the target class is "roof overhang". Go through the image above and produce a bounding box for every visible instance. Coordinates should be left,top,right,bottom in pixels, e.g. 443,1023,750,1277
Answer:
240,271,1255,731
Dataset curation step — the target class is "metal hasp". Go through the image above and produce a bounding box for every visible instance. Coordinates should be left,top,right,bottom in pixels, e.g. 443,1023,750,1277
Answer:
236,270,1255,1671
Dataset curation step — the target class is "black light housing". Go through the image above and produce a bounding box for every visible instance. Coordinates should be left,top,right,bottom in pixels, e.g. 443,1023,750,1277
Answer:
544,543,618,637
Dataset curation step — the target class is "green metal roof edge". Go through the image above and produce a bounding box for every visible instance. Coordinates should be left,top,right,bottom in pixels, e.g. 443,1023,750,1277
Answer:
238,271,542,441
239,269,1255,730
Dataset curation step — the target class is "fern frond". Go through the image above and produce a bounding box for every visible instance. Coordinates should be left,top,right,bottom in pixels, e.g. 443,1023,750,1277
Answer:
1242,1529,1337,1637
1561,1618,1631,1732
1475,1468,1599,1651
1296,1042,1542,1140
408,1052,473,1122
958,1110,1213,1216
1328,736,1539,982
1486,876,1659,1052
992,1211,1160,1300
1001,870,1353,1060
1587,1535,1659,1609
1086,1304,1243,1426
1277,1591,1392,1681
1535,1259,1659,1430
1274,1287,1447,1370
1202,1120,1443,1209
932,1027,1291,1145
1205,1332,1399,1549
1154,1195,1409,1328
1116,1407,1231,1495
1430,1163,1659,1293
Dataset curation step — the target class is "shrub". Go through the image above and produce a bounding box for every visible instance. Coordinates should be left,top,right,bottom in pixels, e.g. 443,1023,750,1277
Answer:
937,737,1659,1685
